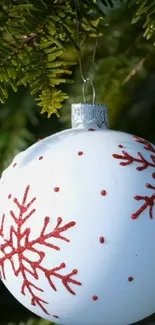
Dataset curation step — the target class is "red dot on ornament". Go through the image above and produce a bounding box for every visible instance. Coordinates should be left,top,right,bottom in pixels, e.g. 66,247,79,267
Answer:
118,144,123,148
88,128,96,131
54,187,60,192
39,156,43,160
61,262,66,268
92,295,98,301
13,163,17,168
8,194,11,199
78,151,83,156
72,268,78,275
128,276,134,282
101,190,107,196
53,315,59,319
99,236,105,244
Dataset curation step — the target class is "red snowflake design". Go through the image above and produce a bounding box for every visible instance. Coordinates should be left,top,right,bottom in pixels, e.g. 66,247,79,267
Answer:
112,136,155,219
0,185,82,315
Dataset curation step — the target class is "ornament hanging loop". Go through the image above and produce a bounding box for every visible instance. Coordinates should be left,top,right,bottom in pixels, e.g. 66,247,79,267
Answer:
75,0,98,104
82,79,96,104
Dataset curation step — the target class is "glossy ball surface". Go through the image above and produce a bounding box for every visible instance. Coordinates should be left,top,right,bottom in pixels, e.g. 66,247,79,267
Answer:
0,127,154,325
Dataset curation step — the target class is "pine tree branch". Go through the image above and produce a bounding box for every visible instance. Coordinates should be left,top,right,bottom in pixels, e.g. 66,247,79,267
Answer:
132,0,155,41
1,0,153,118
0,0,103,117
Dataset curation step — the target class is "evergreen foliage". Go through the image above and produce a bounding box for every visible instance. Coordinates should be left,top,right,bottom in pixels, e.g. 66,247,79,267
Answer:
0,0,102,117
0,0,154,117
132,0,155,41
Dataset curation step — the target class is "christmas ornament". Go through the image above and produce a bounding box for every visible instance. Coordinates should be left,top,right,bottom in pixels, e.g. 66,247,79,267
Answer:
0,2,154,323
0,102,155,325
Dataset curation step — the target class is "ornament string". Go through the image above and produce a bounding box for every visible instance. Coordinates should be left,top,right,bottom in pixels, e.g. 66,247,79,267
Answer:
75,0,98,104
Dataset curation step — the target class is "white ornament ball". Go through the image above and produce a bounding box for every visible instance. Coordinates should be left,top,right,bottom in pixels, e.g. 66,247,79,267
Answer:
0,103,154,325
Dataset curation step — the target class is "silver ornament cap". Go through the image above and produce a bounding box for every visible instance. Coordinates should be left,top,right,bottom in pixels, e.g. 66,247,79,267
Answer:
71,103,109,129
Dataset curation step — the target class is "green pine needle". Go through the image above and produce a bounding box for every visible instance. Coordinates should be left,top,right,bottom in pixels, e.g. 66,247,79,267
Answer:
37,88,69,117
0,0,103,116
132,0,155,41
0,0,152,116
